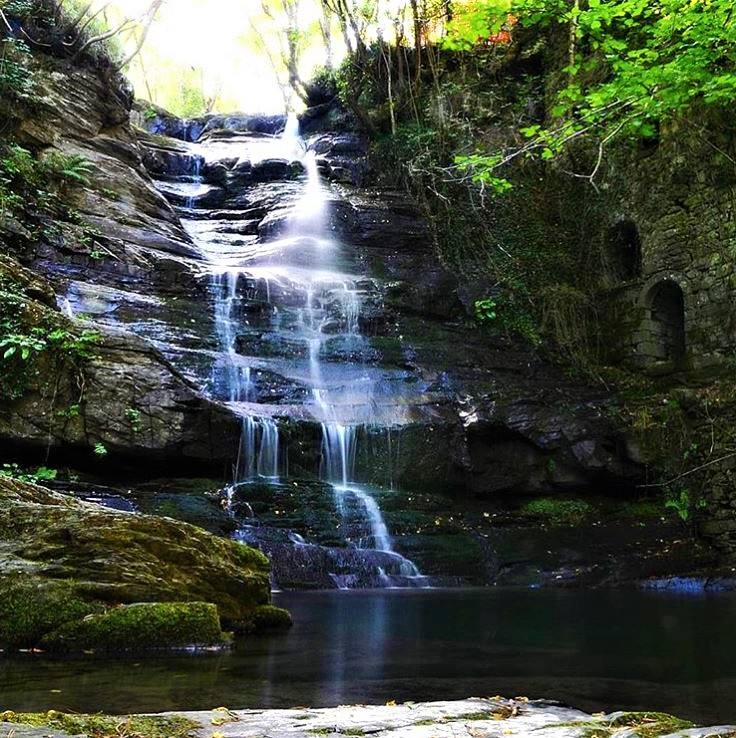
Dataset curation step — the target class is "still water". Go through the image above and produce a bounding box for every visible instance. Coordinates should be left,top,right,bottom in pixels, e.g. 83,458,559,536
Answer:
2,589,735,724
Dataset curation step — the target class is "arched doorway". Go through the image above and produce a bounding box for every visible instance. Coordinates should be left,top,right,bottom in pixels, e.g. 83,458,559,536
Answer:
648,280,686,362
607,219,642,280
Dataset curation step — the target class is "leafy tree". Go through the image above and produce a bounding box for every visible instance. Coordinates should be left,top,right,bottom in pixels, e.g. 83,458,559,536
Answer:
446,0,736,190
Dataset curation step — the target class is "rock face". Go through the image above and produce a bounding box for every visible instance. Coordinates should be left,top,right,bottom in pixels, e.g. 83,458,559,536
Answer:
0,255,239,473
0,42,709,589
0,476,274,650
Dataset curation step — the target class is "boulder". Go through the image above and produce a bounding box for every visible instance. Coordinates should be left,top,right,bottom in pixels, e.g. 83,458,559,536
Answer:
0,476,278,650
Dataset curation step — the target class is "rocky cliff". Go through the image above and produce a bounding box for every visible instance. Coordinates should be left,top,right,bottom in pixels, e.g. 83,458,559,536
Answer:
0,32,719,590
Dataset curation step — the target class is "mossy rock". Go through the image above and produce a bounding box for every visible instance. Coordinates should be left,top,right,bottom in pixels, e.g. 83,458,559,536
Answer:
0,576,101,649
0,477,277,635
520,497,595,526
41,602,225,652
396,532,488,579
0,710,198,738
239,604,293,634
231,480,343,546
138,491,235,535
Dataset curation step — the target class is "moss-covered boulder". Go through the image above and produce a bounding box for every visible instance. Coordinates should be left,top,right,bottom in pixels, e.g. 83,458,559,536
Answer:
239,604,293,633
41,602,225,652
0,476,276,650
0,577,100,650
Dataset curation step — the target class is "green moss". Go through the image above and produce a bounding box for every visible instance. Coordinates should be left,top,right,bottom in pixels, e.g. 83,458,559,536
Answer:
520,498,594,526
41,601,225,652
0,710,198,738
615,500,664,520
552,712,695,738
234,479,344,547
455,711,498,721
0,576,100,649
397,533,486,579
240,604,293,634
608,712,695,738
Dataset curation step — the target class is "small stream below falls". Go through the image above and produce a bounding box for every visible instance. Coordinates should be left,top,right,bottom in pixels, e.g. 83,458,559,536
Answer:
3,589,736,724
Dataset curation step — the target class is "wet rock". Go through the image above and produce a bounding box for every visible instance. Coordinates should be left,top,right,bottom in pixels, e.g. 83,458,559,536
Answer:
203,159,230,186
0,476,272,646
299,100,358,135
8,60,197,261
309,133,370,185
138,133,203,179
251,157,304,182
165,699,732,738
200,113,287,137
132,100,206,142
0,256,240,472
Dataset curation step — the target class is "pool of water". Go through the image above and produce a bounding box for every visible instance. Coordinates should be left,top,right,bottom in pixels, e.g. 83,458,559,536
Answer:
2,588,735,724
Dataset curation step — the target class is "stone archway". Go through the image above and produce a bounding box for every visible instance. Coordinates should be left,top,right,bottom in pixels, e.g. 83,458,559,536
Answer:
644,279,686,363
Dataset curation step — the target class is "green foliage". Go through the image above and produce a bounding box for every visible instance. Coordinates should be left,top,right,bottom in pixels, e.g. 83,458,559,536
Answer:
665,488,707,523
125,407,142,431
94,442,108,457
2,0,35,16
44,151,93,185
0,463,58,484
0,144,93,228
0,275,100,399
0,36,35,99
474,298,498,322
447,0,736,182
521,497,594,526
456,153,515,194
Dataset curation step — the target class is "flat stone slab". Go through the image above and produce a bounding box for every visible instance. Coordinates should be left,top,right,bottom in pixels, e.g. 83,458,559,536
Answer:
171,699,736,738
4,700,735,738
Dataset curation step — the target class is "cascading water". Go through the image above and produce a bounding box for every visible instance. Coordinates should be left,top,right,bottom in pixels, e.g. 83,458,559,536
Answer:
185,157,203,210
174,112,427,589
236,415,280,482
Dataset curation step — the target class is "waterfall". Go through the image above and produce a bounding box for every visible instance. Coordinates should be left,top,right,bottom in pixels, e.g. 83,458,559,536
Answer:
321,423,356,489
185,157,203,210
175,113,426,589
211,265,279,483
236,416,280,482
57,296,74,319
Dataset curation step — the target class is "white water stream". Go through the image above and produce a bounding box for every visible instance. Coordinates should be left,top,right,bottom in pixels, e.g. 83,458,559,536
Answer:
183,113,427,588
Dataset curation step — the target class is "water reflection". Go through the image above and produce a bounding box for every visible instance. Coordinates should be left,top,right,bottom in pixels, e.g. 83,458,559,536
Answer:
2,589,736,724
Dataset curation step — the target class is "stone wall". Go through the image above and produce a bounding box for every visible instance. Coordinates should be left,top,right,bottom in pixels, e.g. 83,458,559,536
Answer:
600,123,736,377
